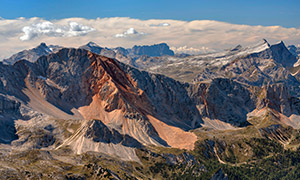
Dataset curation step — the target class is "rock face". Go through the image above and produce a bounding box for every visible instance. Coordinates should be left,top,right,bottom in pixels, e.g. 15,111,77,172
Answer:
131,43,174,57
288,45,300,57
0,95,20,143
79,42,117,59
188,78,256,127
268,41,298,68
260,84,295,116
0,95,20,115
85,120,142,148
2,43,62,65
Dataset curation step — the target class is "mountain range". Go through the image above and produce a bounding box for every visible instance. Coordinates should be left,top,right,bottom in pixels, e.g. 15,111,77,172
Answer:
0,40,300,179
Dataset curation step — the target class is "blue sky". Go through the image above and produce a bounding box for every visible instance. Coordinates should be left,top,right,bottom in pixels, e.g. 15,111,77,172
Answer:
0,0,299,28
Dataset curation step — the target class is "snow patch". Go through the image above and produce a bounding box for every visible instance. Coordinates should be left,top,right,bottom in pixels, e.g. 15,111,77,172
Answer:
171,46,215,55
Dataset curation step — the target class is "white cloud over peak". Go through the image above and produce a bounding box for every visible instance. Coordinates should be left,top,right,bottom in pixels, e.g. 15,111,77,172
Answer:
20,21,94,41
114,28,145,38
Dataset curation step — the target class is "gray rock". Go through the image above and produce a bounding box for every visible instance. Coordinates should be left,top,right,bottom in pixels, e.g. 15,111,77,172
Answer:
188,78,255,126
288,45,300,57
131,43,174,57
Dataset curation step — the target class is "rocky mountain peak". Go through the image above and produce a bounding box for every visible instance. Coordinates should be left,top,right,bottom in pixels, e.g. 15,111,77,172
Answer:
270,40,286,49
131,43,175,57
86,41,99,47
113,47,129,55
79,42,121,60
37,42,52,53
38,42,47,48
2,42,62,65
248,38,270,53
79,42,104,54
269,40,298,68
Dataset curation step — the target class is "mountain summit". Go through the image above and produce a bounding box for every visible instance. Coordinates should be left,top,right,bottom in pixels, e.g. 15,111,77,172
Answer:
131,43,175,57
3,42,62,65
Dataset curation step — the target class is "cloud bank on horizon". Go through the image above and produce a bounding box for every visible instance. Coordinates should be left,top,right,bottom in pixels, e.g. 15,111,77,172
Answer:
0,17,299,59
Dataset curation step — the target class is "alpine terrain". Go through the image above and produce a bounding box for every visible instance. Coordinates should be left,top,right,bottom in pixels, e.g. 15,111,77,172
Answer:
0,40,300,179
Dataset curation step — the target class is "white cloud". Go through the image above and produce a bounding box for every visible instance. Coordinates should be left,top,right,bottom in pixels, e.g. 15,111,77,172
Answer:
114,28,145,38
149,23,170,27
0,17,299,59
68,21,94,36
20,21,94,41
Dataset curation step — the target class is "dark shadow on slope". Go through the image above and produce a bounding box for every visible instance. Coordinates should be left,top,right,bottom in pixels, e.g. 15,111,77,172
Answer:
0,95,21,144
0,117,18,144
85,120,144,148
